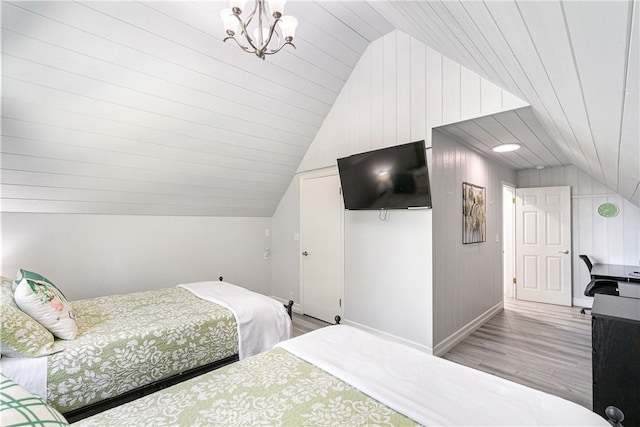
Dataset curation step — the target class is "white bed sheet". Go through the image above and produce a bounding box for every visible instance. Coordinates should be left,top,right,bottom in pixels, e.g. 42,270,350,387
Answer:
277,325,608,426
179,281,291,359
2,282,291,401
0,356,47,399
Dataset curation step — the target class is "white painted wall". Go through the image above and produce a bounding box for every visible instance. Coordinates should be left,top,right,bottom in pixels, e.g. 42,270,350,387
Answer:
344,209,432,350
1,213,272,300
431,130,517,352
271,30,527,351
517,167,640,307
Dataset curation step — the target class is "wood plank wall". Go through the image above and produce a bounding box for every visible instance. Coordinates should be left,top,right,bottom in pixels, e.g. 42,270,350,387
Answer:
296,30,527,173
276,30,526,350
431,130,517,349
518,166,640,306
370,1,640,206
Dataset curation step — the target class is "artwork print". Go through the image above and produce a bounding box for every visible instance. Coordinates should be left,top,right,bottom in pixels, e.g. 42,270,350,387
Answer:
462,182,486,244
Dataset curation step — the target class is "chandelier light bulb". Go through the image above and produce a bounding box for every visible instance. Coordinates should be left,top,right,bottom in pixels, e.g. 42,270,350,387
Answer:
278,16,298,41
253,27,271,45
267,0,287,17
220,9,238,36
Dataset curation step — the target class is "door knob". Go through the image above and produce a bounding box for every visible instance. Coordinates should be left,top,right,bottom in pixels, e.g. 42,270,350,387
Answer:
302,251,309,256
559,250,569,254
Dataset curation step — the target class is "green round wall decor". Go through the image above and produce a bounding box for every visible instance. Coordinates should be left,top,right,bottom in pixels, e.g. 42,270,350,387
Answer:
597,202,619,218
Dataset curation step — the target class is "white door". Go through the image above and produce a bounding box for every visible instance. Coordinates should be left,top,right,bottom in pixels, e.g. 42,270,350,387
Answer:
300,172,343,323
515,186,572,306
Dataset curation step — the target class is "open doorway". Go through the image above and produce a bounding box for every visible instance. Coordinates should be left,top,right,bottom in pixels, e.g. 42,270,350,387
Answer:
503,184,516,299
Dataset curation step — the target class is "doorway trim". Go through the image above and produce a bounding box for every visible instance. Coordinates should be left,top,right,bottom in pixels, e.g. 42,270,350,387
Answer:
503,183,516,299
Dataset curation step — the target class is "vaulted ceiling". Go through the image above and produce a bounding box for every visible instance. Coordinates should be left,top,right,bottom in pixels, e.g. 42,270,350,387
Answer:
1,1,638,216
375,0,639,206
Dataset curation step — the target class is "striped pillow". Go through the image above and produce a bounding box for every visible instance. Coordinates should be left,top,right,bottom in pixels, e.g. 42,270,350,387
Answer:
0,374,69,426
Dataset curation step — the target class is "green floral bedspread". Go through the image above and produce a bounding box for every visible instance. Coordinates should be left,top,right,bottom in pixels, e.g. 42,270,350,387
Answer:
75,348,418,426
48,287,238,413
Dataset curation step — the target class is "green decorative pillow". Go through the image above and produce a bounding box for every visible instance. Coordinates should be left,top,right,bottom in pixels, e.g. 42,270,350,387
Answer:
1,278,56,357
13,270,78,340
0,374,69,426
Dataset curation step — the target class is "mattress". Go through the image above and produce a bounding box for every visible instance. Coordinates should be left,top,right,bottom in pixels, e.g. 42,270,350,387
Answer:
4,287,238,413
73,325,609,426
74,347,417,426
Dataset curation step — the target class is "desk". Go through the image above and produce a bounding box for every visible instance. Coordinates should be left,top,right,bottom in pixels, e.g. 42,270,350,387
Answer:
591,295,640,424
591,263,640,282
591,263,640,298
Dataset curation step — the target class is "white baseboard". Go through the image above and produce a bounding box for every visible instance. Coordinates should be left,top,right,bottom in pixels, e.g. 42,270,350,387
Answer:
270,296,301,314
573,296,593,309
432,301,503,357
341,319,434,354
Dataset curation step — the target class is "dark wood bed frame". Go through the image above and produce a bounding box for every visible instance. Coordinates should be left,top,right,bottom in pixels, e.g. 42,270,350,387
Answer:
63,354,239,423
63,277,295,423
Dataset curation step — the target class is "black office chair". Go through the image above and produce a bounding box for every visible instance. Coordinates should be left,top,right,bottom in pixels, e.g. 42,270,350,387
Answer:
579,255,619,314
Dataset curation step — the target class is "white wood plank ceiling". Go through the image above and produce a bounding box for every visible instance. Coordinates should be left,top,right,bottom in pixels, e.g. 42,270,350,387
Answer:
0,1,393,216
1,1,638,216
437,106,571,171
370,0,639,206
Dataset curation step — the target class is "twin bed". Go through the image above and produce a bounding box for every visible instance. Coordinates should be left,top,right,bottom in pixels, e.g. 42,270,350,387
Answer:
0,275,292,422
2,324,613,426
0,272,618,426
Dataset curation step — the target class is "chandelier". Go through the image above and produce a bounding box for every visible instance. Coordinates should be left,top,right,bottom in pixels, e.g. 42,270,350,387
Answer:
220,0,298,60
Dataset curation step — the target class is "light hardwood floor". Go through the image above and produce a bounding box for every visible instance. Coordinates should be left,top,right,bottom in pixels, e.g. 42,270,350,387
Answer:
292,298,592,409
291,312,331,337
442,298,592,409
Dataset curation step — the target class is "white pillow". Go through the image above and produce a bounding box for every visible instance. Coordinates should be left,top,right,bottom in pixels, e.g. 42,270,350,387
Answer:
13,269,78,340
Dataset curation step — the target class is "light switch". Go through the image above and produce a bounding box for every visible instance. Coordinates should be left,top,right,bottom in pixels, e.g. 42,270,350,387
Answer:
495,234,500,243
265,228,270,237
293,232,300,241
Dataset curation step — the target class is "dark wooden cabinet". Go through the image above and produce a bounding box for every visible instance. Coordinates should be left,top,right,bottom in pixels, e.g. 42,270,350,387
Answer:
591,294,640,426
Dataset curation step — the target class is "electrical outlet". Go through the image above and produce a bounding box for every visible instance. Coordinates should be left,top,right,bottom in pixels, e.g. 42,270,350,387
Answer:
263,248,270,260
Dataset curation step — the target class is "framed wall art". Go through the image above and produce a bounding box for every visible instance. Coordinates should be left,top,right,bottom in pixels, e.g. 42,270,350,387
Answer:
462,182,486,244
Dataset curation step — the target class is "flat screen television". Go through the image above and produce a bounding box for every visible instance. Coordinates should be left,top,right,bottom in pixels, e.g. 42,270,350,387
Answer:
337,140,431,210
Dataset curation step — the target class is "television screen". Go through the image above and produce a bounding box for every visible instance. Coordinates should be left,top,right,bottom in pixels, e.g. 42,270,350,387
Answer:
337,140,432,210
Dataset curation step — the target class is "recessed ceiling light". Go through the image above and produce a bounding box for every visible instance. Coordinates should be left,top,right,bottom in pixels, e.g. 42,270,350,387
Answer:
492,143,521,153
